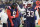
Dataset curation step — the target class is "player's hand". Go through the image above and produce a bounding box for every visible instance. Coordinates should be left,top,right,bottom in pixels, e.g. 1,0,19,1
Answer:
11,16,14,19
22,20,24,24
11,23,14,27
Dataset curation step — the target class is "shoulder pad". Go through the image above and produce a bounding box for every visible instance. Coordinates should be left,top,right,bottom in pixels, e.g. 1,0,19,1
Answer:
7,6,11,10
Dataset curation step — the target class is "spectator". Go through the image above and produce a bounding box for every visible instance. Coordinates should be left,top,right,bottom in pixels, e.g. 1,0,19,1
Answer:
1,7,8,27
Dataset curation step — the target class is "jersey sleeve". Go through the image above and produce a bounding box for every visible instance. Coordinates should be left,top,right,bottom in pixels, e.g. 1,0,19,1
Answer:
15,9,19,18
7,9,14,18
7,6,11,10
7,9,14,24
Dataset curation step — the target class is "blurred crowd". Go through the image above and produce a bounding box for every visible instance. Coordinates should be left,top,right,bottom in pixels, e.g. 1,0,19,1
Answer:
0,0,36,9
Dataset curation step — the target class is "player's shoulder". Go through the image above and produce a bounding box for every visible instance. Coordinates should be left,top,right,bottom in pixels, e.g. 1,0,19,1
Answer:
30,8,35,11
7,6,11,10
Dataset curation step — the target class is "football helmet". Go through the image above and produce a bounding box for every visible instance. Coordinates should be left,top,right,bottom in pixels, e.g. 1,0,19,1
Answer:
27,1,33,8
11,3,17,9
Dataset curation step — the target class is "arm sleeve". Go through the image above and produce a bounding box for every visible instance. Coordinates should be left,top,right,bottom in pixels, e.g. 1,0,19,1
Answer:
17,5,21,11
7,9,14,24
15,9,19,18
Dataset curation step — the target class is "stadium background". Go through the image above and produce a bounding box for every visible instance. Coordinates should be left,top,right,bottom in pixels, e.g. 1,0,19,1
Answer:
0,0,40,27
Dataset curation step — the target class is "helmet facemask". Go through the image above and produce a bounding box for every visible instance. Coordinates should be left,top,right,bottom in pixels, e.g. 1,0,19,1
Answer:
27,4,32,8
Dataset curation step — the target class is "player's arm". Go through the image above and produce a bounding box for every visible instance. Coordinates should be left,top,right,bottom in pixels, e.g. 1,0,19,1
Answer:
17,5,25,13
7,9,14,24
35,10,39,25
38,7,40,9
7,9,14,18
14,9,19,18
17,4,21,11
17,3,26,14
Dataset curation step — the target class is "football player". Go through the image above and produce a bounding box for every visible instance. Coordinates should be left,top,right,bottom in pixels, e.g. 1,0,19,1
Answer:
7,3,21,27
34,0,40,24
23,1,36,27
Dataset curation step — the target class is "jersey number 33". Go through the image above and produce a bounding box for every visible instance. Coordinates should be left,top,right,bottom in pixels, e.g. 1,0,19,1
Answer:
27,10,34,17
